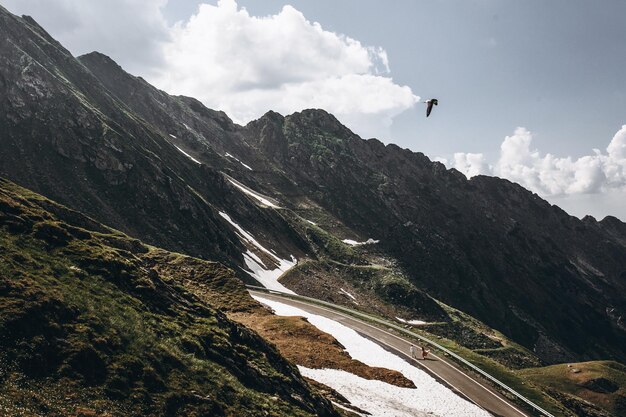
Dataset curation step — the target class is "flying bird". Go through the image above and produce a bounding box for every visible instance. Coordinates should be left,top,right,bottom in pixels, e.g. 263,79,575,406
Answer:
424,99,438,117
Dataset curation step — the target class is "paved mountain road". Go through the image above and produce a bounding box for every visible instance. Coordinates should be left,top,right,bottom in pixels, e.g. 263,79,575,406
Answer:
249,289,532,417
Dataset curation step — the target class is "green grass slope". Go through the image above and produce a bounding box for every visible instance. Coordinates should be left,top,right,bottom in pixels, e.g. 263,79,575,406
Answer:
0,178,338,417
520,361,626,416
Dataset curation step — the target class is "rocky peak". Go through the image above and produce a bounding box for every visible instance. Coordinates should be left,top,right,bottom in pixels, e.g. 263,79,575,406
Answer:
78,51,154,101
286,108,356,140
244,111,288,162
600,215,626,244
20,14,55,42
0,6,60,52
79,51,121,70
178,95,237,131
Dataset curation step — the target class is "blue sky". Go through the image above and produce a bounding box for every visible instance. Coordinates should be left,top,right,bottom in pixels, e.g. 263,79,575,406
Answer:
4,0,626,220
164,0,626,158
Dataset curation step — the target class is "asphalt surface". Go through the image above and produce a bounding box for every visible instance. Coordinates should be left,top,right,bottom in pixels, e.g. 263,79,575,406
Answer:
250,290,530,417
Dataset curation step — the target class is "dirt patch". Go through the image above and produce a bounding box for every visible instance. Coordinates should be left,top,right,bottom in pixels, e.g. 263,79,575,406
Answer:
147,249,416,390
231,309,415,389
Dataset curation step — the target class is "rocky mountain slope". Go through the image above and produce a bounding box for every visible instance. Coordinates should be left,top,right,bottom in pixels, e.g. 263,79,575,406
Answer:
0,177,340,417
1,3,625,372
0,5,306,273
80,51,626,364
242,109,626,363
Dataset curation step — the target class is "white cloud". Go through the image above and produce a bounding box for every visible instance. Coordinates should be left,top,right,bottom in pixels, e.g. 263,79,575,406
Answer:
3,0,170,74
549,188,626,221
5,0,418,138
449,125,626,219
149,0,419,137
453,152,489,178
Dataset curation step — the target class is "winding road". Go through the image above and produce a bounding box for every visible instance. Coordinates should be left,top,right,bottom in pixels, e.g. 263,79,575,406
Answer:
249,288,535,417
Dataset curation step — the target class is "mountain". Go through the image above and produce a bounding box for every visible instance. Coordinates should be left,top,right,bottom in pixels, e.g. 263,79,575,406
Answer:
0,177,339,416
78,55,626,364
1,3,625,372
0,5,306,274
241,109,626,363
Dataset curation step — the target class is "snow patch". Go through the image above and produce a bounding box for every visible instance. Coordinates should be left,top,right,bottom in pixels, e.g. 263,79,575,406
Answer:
299,367,433,417
243,252,296,294
343,238,380,246
168,133,177,139
219,212,277,259
340,288,358,304
225,152,253,170
396,317,428,325
219,212,296,293
227,178,280,208
244,249,266,268
306,219,317,226
251,296,490,417
174,145,201,164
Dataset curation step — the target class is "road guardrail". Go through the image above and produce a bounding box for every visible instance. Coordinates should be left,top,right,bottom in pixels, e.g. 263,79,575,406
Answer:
246,285,554,417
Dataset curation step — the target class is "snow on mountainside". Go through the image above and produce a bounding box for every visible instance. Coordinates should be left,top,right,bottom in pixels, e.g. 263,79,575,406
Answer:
226,176,282,208
253,295,491,417
219,211,296,292
174,144,202,164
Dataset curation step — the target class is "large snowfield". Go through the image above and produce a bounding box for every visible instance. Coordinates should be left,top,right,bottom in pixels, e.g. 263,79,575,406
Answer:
252,295,492,417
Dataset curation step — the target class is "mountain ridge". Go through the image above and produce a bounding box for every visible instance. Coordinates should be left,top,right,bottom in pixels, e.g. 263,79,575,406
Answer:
239,108,626,362
1,5,625,367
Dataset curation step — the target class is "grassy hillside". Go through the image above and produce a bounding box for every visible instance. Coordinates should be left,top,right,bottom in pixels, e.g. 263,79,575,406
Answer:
520,361,626,416
0,178,338,417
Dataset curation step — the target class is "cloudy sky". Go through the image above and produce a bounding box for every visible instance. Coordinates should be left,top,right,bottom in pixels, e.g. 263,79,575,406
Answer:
4,0,626,220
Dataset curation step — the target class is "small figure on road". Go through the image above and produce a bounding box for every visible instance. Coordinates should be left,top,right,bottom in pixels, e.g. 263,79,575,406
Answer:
421,345,430,360
410,344,417,359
